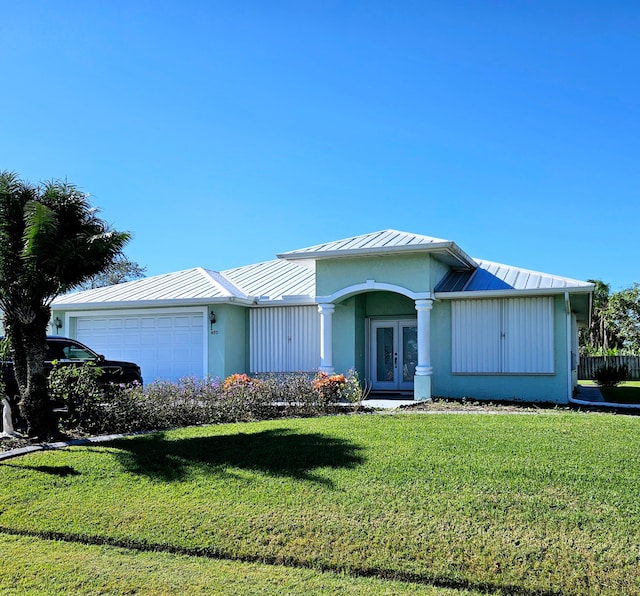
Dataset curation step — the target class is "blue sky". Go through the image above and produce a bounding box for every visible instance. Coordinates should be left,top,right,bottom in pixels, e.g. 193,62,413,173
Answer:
1,1,638,290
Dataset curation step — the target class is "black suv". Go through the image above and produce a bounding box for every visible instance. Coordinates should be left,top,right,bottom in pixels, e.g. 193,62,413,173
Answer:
1,336,143,404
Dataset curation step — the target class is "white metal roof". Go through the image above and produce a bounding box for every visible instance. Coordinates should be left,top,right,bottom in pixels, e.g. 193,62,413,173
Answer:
52,230,593,309
278,229,477,269
222,259,315,303
52,261,316,308
52,267,251,308
435,259,593,294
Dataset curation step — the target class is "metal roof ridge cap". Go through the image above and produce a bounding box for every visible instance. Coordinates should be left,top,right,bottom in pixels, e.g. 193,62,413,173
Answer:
197,267,249,299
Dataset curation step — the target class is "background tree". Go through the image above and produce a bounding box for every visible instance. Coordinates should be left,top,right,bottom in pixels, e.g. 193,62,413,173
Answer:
76,255,146,290
580,279,640,355
608,283,640,353
580,280,619,354
0,171,130,439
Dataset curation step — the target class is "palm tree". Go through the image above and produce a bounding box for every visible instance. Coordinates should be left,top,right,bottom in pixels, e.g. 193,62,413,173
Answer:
0,171,130,439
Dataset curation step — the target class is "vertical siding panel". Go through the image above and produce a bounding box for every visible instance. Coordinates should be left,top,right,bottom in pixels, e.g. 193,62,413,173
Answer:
250,306,320,373
503,297,554,373
249,310,259,372
486,299,502,373
289,306,320,371
277,309,284,371
452,299,501,373
453,297,554,375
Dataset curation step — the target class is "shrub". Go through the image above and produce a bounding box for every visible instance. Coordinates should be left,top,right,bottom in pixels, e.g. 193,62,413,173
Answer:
48,361,108,433
593,363,629,387
313,372,346,401
49,367,365,436
341,369,367,410
311,370,365,413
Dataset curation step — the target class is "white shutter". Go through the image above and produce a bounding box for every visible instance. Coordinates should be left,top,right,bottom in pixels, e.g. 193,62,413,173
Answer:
250,306,320,373
452,299,501,373
452,297,554,374
503,297,554,373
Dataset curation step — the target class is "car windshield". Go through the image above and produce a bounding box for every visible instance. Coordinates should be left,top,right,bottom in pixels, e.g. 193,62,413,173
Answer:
47,340,98,361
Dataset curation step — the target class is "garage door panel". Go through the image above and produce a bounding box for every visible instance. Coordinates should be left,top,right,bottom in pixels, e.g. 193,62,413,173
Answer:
75,311,204,383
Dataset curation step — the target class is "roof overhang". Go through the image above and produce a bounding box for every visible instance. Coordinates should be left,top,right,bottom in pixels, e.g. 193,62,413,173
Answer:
435,285,593,322
52,296,256,310
279,241,477,270
434,286,594,300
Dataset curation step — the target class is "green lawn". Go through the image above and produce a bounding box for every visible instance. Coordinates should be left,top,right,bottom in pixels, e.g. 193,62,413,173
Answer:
1,412,640,595
0,533,454,595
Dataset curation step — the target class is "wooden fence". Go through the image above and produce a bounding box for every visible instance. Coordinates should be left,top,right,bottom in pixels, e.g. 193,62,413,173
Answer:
578,356,640,381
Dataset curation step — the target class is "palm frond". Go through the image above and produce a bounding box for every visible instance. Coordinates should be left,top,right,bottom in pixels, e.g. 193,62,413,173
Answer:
22,200,59,263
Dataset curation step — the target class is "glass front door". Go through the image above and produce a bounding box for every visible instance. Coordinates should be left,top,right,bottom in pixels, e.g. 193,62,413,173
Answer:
371,320,417,391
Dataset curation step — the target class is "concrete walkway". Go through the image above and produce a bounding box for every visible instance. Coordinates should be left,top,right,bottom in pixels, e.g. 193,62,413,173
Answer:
364,385,640,412
572,385,606,403
362,398,416,409
570,383,640,410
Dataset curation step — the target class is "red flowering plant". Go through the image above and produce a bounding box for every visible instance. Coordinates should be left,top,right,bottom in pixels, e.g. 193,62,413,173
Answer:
312,372,347,403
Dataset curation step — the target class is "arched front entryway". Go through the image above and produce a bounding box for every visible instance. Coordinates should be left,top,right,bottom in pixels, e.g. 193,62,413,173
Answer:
317,281,433,400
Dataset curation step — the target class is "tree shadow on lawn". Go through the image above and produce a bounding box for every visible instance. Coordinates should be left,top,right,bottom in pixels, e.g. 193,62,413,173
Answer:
107,428,365,484
2,464,80,477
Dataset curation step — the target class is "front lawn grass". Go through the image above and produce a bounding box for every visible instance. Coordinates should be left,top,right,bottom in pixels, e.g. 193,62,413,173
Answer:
0,533,454,595
1,412,639,595
601,382,640,404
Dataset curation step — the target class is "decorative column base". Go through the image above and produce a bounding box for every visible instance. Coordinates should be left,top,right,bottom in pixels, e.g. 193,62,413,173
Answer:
414,374,432,401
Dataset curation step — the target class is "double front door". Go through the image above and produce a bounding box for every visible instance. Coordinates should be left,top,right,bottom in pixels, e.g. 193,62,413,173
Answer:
371,320,418,391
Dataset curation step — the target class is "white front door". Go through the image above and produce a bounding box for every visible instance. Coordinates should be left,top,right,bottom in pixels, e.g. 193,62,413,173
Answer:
371,320,418,391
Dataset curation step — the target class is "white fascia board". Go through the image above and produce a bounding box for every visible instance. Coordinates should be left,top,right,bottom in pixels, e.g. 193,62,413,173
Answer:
53,296,255,310
279,241,476,267
64,306,209,319
435,286,594,300
253,297,318,307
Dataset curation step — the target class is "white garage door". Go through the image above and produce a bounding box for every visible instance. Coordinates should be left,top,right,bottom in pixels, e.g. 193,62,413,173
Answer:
75,310,205,383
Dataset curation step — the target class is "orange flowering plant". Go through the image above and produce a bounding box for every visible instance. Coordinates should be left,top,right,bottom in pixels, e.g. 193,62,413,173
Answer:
222,373,260,392
313,372,347,402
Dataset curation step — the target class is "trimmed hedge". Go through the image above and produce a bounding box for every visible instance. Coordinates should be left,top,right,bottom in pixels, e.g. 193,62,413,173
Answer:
49,366,364,435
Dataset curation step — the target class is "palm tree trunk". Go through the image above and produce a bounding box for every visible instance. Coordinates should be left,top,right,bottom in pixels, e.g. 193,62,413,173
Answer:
5,307,57,440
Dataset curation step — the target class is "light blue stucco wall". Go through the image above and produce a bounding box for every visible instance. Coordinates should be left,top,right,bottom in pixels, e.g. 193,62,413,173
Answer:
207,304,248,379
333,298,359,373
316,254,433,296
430,257,450,290
431,295,570,404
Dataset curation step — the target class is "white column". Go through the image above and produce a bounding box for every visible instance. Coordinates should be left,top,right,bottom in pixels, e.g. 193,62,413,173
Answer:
318,303,335,374
415,299,433,376
414,299,433,401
